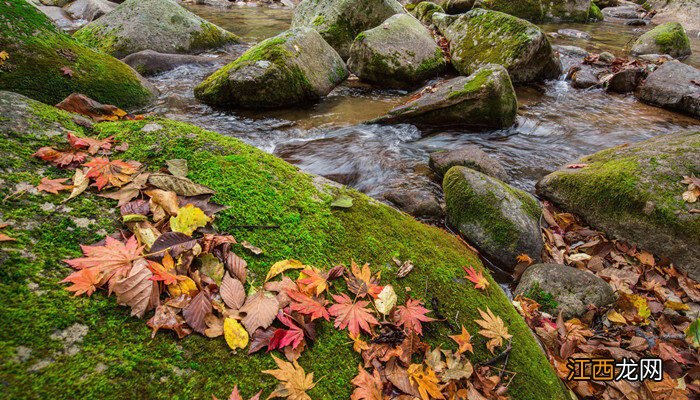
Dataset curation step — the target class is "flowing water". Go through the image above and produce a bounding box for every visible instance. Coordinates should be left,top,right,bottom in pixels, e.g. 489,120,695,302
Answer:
148,5,700,203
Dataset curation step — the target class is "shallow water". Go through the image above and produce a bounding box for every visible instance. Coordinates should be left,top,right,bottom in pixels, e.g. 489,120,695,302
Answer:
149,5,700,200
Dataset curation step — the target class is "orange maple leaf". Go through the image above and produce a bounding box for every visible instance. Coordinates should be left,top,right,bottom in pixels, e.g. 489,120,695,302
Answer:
37,177,73,194
328,293,378,336
83,157,139,190
463,266,489,290
67,132,113,155
449,325,473,354
395,298,436,336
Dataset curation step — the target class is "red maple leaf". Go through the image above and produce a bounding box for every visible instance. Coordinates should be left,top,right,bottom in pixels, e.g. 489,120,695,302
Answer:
67,132,113,155
268,310,304,350
83,157,140,190
286,289,330,321
62,235,144,295
60,66,73,77
463,266,489,290
328,293,378,336
36,177,73,194
33,147,87,168
395,298,436,336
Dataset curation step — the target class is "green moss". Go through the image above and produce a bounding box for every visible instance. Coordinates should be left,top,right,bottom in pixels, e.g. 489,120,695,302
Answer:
413,1,446,23
72,25,119,55
524,282,559,313
653,23,691,55
588,3,603,21
476,0,544,22
0,95,568,400
312,15,325,26
189,22,241,53
0,0,152,109
447,67,493,99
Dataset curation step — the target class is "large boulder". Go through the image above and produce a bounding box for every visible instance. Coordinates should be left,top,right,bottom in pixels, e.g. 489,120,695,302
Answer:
122,50,218,76
291,0,405,58
194,28,348,108
429,145,508,181
543,0,592,22
73,0,239,58
412,1,445,23
536,131,700,280
444,166,544,269
636,60,700,117
631,22,692,59
347,14,446,89
442,9,562,83
515,263,616,318
0,91,570,400
471,0,592,22
652,0,700,35
0,0,155,108
370,64,518,128
64,0,117,22
441,0,475,13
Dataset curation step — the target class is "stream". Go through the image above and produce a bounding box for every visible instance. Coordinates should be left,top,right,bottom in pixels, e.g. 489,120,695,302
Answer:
146,4,700,204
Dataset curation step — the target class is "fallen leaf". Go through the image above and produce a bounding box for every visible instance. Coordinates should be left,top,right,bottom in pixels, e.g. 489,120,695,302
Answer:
113,259,158,318
241,241,263,255
165,159,188,177
147,304,191,339
33,147,87,168
67,168,89,200
263,355,315,400
60,66,73,77
83,157,139,190
450,325,474,354
170,204,211,236
395,298,436,336
148,173,214,196
67,132,113,155
407,363,444,400
330,194,353,208
37,177,72,194
287,289,329,321
223,317,249,351
239,289,279,335
463,266,489,290
350,365,384,400
266,259,305,282
297,267,329,296
220,272,245,309
182,290,212,334
475,307,512,353
268,311,305,351
328,293,378,337
56,93,127,122
375,285,397,316
167,276,197,298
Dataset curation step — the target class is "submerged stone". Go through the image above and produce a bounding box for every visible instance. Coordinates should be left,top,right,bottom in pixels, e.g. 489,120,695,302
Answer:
73,0,239,58
291,0,405,58
194,28,348,109
370,64,518,128
537,131,700,280
347,14,446,89
444,166,544,269
0,0,155,108
442,9,562,83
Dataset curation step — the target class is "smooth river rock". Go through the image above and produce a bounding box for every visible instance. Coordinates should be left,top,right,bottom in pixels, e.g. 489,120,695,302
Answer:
429,146,508,181
631,22,692,59
636,60,700,117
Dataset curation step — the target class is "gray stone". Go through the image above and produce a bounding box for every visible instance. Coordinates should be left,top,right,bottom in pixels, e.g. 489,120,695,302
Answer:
601,4,641,19
598,51,616,64
444,166,544,269
442,9,561,83
570,67,599,88
429,145,508,180
36,5,83,31
291,0,405,58
636,60,700,117
347,14,446,89
370,64,518,128
536,131,700,280
553,45,589,71
73,0,239,58
631,22,692,59
441,0,474,13
194,28,348,108
652,0,700,34
515,263,615,318
122,50,218,76
605,67,644,93
383,184,445,219
556,28,592,40
64,0,117,22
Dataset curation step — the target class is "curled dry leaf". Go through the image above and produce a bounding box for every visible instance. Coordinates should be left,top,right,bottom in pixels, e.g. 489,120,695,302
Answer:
147,304,191,339
266,259,305,282
374,285,397,316
146,189,179,217
148,173,214,196
67,168,89,200
33,147,87,168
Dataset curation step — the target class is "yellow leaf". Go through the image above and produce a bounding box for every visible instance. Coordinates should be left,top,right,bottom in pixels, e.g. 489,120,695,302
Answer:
606,310,627,324
167,276,197,297
407,363,444,400
170,204,211,236
475,307,512,353
263,355,315,400
664,301,690,311
265,259,305,281
223,318,248,351
0,50,8,64
449,325,473,354
374,285,397,315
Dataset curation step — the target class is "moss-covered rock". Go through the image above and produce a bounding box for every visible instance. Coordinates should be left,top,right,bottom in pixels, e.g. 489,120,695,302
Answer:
442,8,562,83
543,0,592,22
0,0,155,109
73,0,239,58
0,91,569,400
371,64,518,128
291,0,405,59
631,22,691,59
347,14,446,89
194,28,347,109
636,60,700,117
536,131,700,280
472,0,591,22
441,0,475,13
444,166,544,269
412,1,445,23
588,2,604,20
429,145,508,181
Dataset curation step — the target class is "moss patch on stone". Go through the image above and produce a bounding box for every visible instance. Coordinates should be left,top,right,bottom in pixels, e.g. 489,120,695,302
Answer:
0,93,568,400
0,0,153,109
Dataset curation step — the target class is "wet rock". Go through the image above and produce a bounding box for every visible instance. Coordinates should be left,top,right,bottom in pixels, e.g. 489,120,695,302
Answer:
428,145,508,181
122,50,218,76
412,1,444,23
441,0,474,13
472,0,592,22
636,60,700,117
383,183,445,219
194,28,348,108
557,29,592,40
444,166,544,269
431,12,457,33
626,18,648,26
601,4,641,19
39,0,70,6
605,66,644,92
631,22,691,59
0,0,155,108
592,0,618,7
64,0,117,22
442,9,562,83
652,0,700,34
543,0,593,22
536,130,700,280
553,45,590,71
515,263,615,318
371,64,518,128
291,0,405,58
347,14,446,89
571,67,599,88
73,0,239,58
598,51,616,64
